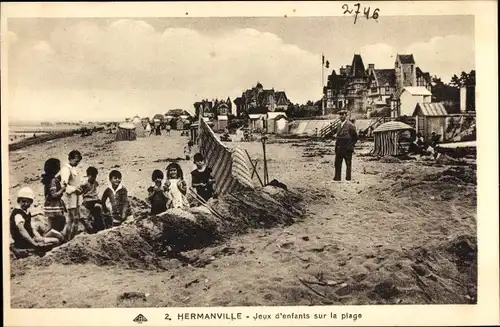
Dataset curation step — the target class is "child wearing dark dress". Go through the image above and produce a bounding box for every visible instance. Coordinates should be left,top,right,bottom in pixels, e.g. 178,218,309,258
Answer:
147,169,171,215
41,158,67,240
101,170,133,227
190,153,217,202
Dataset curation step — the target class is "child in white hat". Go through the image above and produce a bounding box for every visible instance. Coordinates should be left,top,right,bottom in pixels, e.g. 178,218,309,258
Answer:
10,187,61,250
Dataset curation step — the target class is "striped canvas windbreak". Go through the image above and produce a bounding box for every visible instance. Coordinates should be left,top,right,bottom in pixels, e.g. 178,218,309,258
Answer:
372,131,402,156
197,118,254,195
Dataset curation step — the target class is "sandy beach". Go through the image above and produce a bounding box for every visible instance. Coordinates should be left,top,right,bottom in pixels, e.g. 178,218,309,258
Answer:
8,129,477,307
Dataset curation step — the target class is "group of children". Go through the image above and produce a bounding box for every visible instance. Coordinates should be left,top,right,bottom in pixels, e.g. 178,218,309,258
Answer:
10,149,217,253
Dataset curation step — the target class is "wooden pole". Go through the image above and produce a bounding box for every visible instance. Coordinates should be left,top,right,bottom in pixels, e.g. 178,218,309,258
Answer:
187,188,226,221
244,150,264,187
261,136,269,185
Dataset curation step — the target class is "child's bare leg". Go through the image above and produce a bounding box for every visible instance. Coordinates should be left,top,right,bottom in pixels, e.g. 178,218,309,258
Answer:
62,208,76,241
42,237,60,246
61,215,71,240
45,229,64,243
72,207,81,237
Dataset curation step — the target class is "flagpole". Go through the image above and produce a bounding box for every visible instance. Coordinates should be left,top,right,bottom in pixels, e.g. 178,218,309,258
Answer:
321,53,325,116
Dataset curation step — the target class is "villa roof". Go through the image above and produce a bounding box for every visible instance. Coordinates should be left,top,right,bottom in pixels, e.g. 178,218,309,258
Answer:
397,54,415,64
413,102,448,116
373,69,396,86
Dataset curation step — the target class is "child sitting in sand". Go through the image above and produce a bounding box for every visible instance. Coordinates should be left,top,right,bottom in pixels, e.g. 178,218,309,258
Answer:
147,169,171,215
191,153,217,202
101,170,134,227
41,158,67,242
78,166,105,233
165,162,189,209
10,187,62,250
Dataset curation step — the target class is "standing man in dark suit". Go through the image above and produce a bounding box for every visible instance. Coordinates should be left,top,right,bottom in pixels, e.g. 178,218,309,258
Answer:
334,110,359,181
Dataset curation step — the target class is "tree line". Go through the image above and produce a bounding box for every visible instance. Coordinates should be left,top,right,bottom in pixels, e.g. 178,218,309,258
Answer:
432,70,475,113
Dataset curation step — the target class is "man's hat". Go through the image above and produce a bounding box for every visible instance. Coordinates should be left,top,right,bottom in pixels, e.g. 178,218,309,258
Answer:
337,110,347,115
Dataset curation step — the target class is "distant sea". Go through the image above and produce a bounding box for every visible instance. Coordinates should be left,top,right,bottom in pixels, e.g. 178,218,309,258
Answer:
8,122,86,145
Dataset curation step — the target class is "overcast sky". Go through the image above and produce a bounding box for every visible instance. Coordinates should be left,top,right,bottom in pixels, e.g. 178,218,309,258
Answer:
6,16,474,122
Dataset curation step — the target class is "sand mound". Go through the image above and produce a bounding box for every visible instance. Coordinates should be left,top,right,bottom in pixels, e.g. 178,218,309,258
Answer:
42,225,160,269
23,186,304,269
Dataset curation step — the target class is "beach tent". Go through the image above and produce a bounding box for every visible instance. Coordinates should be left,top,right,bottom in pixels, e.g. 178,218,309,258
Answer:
372,121,415,156
134,121,146,137
115,122,137,141
131,116,145,137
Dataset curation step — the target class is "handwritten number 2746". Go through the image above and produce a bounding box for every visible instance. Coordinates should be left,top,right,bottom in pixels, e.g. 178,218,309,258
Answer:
343,4,379,24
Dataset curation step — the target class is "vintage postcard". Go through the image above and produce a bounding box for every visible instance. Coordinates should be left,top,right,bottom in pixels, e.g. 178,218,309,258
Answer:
2,1,498,326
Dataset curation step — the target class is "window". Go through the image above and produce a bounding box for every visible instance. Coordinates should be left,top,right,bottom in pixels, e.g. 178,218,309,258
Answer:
385,86,390,93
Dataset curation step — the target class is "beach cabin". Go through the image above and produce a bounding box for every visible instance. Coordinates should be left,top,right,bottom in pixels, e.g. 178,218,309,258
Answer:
173,118,183,130
190,118,214,143
190,122,199,143
216,115,229,132
412,102,448,141
273,114,289,134
248,114,265,132
266,112,288,134
394,87,432,117
372,121,415,156
115,122,137,141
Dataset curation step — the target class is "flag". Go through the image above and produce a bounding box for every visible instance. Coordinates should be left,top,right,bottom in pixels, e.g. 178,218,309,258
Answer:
322,55,330,68
197,119,254,195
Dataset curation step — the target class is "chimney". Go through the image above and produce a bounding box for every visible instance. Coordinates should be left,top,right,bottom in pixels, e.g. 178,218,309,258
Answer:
460,86,467,113
368,64,375,75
